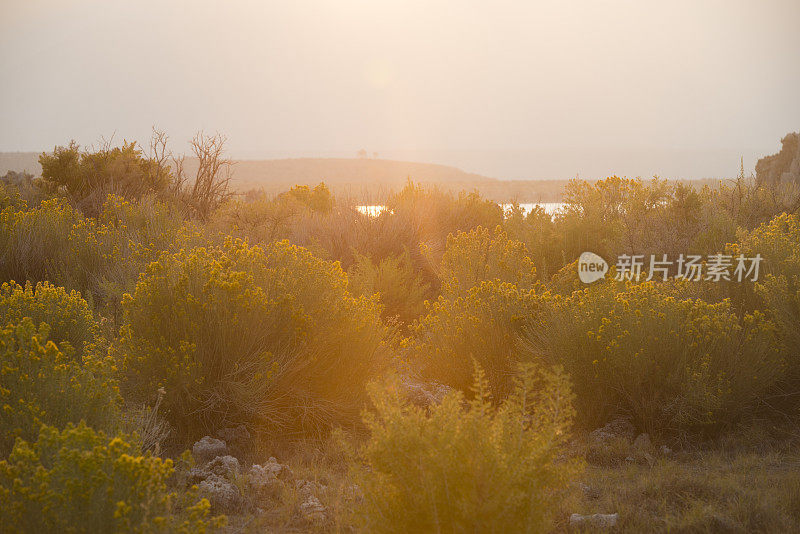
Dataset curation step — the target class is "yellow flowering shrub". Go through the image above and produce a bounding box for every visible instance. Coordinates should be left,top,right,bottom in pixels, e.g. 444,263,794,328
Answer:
738,212,800,404
0,195,199,314
0,421,225,533
282,182,335,213
355,363,579,533
525,281,784,434
408,280,541,398
116,238,388,442
0,318,120,455
0,281,98,360
0,181,27,210
440,225,537,295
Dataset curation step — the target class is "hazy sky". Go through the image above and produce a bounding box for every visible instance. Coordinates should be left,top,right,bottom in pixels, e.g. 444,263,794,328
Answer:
1,0,799,179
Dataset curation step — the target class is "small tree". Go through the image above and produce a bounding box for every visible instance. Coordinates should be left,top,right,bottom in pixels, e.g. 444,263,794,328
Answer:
173,132,234,221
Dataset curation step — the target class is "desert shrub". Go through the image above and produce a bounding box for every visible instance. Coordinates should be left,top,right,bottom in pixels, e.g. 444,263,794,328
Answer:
0,281,98,360
738,213,800,404
0,197,82,285
524,281,785,435
349,250,430,326
286,206,376,268
408,280,540,398
355,363,579,533
39,140,172,215
210,192,302,245
282,183,334,213
0,194,199,315
0,318,120,455
555,177,712,268
116,238,388,442
440,225,537,294
503,204,563,280
0,421,224,533
0,181,27,210
387,183,503,260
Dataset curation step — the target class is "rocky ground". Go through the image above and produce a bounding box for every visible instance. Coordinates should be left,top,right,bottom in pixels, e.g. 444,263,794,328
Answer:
177,385,800,533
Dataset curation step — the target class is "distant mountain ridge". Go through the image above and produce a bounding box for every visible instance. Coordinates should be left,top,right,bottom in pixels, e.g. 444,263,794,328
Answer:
0,151,719,204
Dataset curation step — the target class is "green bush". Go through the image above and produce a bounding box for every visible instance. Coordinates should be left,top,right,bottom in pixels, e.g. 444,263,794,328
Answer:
524,281,785,434
0,318,120,455
349,250,430,326
440,225,537,295
282,183,334,213
387,182,504,255
408,280,540,398
39,141,172,215
0,422,224,533
0,281,98,360
355,363,579,533
503,204,563,281
116,238,388,442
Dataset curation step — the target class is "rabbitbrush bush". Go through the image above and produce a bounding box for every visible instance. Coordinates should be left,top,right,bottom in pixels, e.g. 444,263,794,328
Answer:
0,318,120,456
408,279,541,399
356,363,579,533
117,238,388,442
0,281,98,361
440,225,537,295
0,195,197,313
524,281,785,434
348,250,430,326
0,422,224,534
738,212,800,407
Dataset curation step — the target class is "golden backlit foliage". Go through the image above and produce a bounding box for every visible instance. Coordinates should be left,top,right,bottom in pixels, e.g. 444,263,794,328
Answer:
355,363,578,533
0,422,224,533
115,238,388,442
524,281,784,434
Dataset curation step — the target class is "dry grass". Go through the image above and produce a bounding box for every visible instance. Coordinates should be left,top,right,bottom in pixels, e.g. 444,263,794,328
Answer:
560,426,800,533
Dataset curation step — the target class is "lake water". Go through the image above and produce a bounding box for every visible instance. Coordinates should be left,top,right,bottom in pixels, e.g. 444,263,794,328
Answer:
356,202,565,217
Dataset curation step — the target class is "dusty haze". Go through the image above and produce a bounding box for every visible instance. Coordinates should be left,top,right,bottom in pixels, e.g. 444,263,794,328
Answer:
1,0,799,180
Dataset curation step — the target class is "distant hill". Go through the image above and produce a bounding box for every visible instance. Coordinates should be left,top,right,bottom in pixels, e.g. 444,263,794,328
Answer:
0,153,493,184
0,152,567,202
1,152,721,204
0,152,40,176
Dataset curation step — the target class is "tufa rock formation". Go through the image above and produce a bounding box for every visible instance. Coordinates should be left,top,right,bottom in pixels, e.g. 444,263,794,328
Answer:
756,132,800,186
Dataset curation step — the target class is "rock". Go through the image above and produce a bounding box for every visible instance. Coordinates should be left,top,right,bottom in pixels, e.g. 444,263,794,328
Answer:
569,512,618,528
295,479,328,499
206,455,240,478
263,456,293,480
586,418,637,466
188,455,239,485
247,464,284,500
198,473,242,513
399,377,452,408
578,482,600,500
756,132,800,186
299,495,327,524
633,433,651,450
192,436,227,464
589,418,636,445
